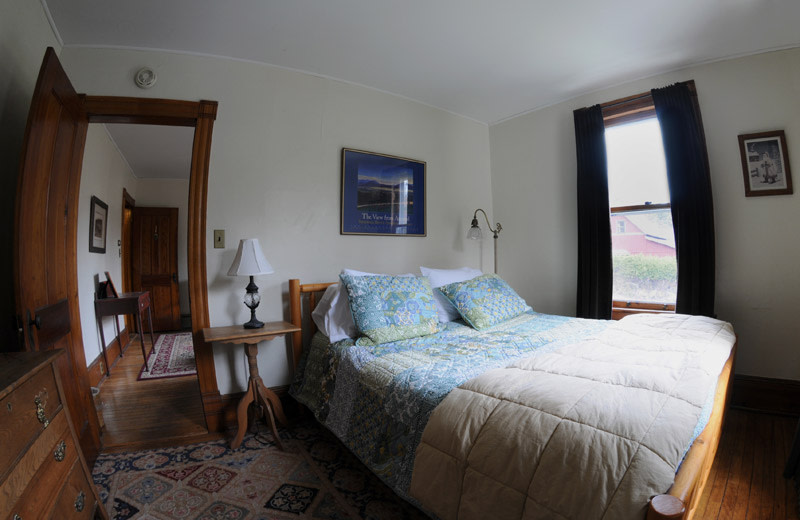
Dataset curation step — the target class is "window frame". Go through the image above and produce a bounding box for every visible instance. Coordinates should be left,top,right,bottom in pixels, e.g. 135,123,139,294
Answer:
602,93,677,319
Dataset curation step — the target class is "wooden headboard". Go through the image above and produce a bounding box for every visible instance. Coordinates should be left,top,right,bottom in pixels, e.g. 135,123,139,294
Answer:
288,279,336,372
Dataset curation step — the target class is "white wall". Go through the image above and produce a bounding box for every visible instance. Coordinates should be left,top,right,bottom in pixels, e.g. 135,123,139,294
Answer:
77,125,139,367
59,47,493,393
135,178,191,318
490,48,800,380
0,0,62,348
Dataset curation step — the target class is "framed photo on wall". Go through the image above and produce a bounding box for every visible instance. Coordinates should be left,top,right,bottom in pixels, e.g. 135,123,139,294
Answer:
738,130,793,197
340,148,426,236
89,195,108,253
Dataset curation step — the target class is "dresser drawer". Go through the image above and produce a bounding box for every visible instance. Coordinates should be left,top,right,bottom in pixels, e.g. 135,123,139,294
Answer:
0,363,61,480
49,458,97,520
7,414,79,519
0,410,69,518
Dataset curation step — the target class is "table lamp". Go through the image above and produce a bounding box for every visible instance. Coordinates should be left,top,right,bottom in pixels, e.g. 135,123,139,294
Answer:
227,238,274,328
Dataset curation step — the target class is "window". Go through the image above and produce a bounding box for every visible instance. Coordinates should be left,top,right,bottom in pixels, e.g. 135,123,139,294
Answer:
602,96,676,316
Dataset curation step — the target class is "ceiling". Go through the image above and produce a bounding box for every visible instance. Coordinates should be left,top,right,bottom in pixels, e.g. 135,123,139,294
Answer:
104,124,194,179
46,0,800,124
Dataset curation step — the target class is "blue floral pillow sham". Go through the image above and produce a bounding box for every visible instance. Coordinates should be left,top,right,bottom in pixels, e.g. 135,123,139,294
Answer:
438,273,532,330
339,274,442,346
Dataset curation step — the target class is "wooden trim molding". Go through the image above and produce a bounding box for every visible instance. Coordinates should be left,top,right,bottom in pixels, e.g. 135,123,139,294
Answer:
600,80,698,128
83,96,200,126
601,91,656,127
612,301,676,320
84,96,221,431
731,375,800,416
86,327,131,388
611,203,671,214
190,100,220,430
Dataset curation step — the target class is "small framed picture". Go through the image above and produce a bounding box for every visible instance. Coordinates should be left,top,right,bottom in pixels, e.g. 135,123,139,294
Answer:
89,196,108,253
340,148,426,236
738,130,793,197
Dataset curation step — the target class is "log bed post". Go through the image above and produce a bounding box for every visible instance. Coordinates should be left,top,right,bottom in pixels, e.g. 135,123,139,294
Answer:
288,279,336,373
289,279,302,372
646,341,736,520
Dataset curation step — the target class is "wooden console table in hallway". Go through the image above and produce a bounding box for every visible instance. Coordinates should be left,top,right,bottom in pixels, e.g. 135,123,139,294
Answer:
94,291,156,376
202,321,301,450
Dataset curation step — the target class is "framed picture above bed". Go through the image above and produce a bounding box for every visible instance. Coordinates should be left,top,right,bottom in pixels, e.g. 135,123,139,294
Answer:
738,130,793,197
89,195,108,253
340,148,426,236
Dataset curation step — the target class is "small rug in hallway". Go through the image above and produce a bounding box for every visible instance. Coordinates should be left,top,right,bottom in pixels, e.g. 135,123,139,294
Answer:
138,332,197,381
92,419,427,519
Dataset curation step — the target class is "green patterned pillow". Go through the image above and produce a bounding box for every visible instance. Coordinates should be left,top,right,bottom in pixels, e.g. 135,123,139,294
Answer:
339,274,442,346
438,273,532,330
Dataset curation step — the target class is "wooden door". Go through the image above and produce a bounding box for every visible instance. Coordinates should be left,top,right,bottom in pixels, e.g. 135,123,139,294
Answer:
131,207,181,331
14,48,101,464
120,190,135,333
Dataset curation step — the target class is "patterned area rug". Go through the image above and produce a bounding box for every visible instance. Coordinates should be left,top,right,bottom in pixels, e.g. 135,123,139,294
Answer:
92,418,427,519
138,332,197,381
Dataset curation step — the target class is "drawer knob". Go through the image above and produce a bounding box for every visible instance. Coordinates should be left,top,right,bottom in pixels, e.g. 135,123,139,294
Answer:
54,440,67,462
13,514,22,520
34,393,49,428
75,490,85,512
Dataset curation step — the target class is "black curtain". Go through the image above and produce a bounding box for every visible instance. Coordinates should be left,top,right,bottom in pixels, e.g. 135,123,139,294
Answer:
652,83,715,317
574,105,612,319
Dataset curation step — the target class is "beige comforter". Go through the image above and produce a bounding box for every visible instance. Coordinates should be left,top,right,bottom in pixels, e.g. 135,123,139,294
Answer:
409,313,735,520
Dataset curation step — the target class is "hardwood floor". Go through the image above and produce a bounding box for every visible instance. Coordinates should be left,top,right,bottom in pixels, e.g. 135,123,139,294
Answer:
696,408,799,519
96,334,222,453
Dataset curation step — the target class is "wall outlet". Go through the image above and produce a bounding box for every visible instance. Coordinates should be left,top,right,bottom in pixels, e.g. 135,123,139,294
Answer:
214,229,225,249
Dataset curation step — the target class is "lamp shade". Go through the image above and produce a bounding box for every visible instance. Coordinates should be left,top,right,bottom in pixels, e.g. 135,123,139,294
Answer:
227,239,275,276
467,221,483,240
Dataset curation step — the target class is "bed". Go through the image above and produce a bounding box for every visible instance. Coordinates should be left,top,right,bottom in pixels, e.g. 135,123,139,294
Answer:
288,277,736,520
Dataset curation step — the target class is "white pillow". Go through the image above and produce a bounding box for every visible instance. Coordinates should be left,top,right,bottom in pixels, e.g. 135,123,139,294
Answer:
311,269,415,342
311,284,356,343
420,266,483,322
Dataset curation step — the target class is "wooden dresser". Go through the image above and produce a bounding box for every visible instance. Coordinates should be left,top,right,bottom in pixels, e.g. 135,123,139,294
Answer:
0,351,107,519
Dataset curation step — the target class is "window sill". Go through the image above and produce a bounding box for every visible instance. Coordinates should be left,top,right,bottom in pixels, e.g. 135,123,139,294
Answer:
612,307,676,321
611,301,675,321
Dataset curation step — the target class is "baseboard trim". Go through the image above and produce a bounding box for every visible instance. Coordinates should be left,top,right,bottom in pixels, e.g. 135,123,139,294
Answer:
87,328,131,388
731,374,800,416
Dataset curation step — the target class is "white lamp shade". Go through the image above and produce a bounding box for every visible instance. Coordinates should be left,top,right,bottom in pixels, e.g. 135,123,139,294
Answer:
227,239,275,276
467,225,483,240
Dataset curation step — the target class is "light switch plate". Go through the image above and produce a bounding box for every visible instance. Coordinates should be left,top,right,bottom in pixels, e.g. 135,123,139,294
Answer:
214,229,225,249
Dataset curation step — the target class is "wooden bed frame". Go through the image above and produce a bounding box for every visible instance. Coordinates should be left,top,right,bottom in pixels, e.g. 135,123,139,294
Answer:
288,278,736,520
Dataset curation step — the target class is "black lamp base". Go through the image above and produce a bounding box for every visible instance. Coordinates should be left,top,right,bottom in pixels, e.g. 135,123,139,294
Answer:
243,276,265,329
243,315,264,329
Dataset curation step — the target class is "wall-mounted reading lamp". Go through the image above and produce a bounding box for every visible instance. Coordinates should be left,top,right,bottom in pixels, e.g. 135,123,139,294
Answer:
467,208,502,274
